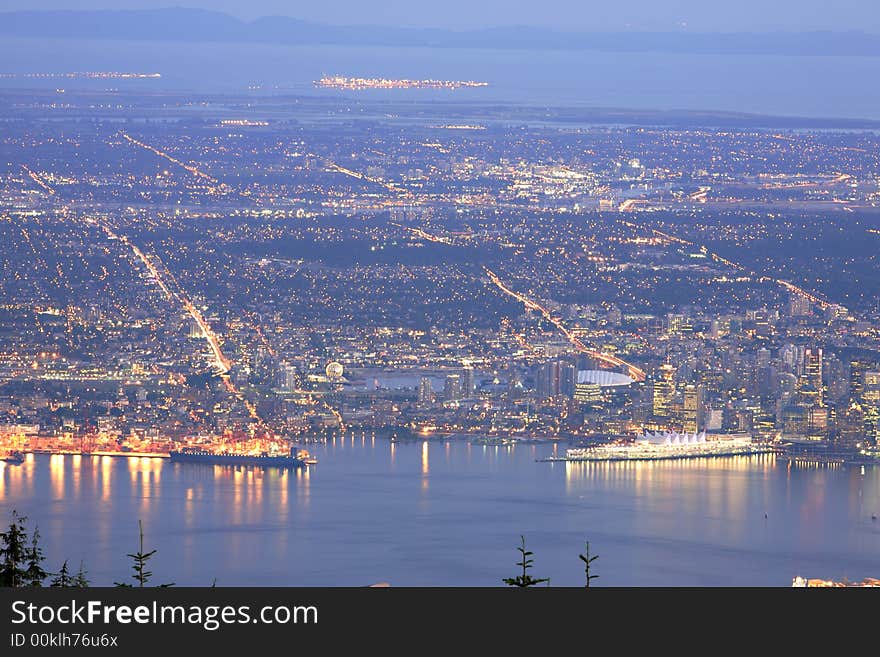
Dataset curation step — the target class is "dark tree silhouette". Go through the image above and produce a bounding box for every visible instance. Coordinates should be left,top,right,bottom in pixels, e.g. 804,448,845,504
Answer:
51,560,74,587
73,561,89,588
116,520,173,587
579,541,599,588
24,527,48,587
0,510,30,587
502,535,549,587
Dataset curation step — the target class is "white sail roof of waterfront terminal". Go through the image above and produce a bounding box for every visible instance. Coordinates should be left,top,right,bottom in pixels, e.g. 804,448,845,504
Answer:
639,430,707,445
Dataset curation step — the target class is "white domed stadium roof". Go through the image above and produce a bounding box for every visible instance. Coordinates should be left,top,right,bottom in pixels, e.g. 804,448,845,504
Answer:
576,370,634,387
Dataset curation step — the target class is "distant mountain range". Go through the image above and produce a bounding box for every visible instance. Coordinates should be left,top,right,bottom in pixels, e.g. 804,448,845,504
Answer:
2,7,880,57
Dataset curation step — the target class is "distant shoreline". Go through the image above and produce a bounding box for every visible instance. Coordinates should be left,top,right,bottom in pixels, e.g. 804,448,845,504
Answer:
2,88,879,131
3,8,880,58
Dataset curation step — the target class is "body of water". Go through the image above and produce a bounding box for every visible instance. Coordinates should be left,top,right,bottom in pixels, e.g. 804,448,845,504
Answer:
1,38,880,119
1,439,878,586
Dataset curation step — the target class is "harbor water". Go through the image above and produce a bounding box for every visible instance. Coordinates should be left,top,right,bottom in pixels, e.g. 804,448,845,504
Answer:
1,437,878,586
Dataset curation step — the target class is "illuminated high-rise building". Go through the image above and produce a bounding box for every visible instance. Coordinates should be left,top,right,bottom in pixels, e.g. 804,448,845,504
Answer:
188,319,202,339
782,403,810,436
573,382,601,404
864,371,880,403
837,403,867,448
652,362,676,418
849,358,874,402
535,362,554,399
801,348,823,406
808,405,828,439
560,363,576,398
444,374,462,402
683,384,702,433
418,376,433,404
461,367,475,398
705,407,724,431
780,343,798,373
535,361,565,399
754,310,771,339
864,405,880,445
666,313,692,336
824,353,849,403
282,364,298,392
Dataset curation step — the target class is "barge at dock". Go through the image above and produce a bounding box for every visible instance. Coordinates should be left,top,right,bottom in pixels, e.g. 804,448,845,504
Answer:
169,447,312,469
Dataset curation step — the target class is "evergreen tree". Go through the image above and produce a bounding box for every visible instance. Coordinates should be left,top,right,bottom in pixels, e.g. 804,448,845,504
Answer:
116,520,172,587
502,535,549,587
578,541,599,588
24,527,48,586
73,561,89,588
0,510,30,587
51,560,74,588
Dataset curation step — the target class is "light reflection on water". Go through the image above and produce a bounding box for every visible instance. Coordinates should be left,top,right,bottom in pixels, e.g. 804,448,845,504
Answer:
0,441,878,587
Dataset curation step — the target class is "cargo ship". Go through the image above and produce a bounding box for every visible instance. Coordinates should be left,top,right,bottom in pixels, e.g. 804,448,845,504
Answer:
168,447,312,469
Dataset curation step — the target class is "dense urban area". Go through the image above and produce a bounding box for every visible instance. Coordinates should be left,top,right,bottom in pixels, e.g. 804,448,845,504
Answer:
1,88,879,466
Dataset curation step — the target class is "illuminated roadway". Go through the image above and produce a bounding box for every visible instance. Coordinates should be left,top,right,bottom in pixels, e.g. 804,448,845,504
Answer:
395,221,646,380
21,165,55,195
119,132,219,183
119,132,218,183
98,223,232,374
484,268,647,382
391,222,454,245
97,222,271,427
119,132,259,203
24,160,262,429
326,161,411,197
619,220,843,312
